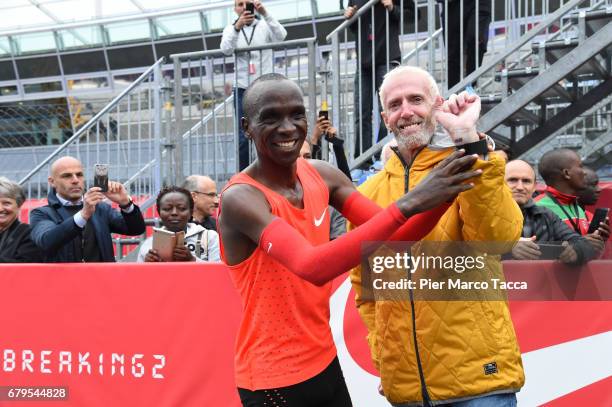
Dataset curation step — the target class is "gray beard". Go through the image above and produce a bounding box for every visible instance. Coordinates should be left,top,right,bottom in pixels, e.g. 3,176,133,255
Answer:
394,128,433,150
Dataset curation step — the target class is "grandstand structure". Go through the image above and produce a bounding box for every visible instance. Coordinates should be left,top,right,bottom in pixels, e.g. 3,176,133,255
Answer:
1,0,611,211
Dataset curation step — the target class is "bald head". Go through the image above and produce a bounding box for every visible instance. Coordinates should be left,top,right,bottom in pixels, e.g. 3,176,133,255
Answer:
505,160,536,206
242,73,302,122
538,148,586,194
50,156,82,177
182,174,219,220
48,156,85,202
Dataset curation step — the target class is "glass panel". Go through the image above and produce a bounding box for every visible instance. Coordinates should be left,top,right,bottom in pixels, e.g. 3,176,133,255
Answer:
14,32,56,54
135,0,203,8
205,9,233,32
155,13,202,38
316,0,342,16
59,26,104,50
265,0,312,21
99,0,139,17
43,0,96,22
106,20,151,44
0,37,11,56
23,81,63,93
0,5,51,31
67,77,109,92
0,85,18,96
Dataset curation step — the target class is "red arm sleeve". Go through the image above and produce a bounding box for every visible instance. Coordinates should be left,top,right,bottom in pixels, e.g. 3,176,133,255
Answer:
259,204,406,286
341,190,450,241
259,200,450,286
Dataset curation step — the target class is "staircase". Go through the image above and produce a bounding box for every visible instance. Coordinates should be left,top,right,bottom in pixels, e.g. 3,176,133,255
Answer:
455,0,612,166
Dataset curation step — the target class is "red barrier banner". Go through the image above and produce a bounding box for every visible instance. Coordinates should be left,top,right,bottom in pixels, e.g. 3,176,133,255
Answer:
0,263,242,407
0,262,611,406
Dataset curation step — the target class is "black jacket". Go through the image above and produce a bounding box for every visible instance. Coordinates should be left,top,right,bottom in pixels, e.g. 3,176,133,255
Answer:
519,199,595,265
30,189,146,262
0,220,42,263
348,0,402,68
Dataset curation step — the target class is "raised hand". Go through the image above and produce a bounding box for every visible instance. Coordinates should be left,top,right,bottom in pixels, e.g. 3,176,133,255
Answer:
344,5,357,19
235,5,256,30
81,187,105,220
434,91,481,144
254,0,267,16
104,181,131,207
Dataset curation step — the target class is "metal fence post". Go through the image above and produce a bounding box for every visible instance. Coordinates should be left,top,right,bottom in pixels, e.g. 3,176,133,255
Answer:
173,58,184,186
428,0,436,73
331,33,342,161
307,40,317,156
153,62,164,194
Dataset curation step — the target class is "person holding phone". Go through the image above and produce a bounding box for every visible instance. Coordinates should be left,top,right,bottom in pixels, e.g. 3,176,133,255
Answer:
137,186,220,263
505,160,596,264
221,0,287,171
304,113,351,180
30,156,145,262
535,149,610,257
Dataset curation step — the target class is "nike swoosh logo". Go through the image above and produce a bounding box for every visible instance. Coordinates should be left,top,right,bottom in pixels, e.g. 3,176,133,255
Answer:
314,207,327,227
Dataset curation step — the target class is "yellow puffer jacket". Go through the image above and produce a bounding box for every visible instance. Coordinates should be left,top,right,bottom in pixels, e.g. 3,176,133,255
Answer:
349,148,525,405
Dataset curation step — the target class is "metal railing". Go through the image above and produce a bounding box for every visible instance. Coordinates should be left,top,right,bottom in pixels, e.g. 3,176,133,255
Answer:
17,58,167,204
326,0,604,167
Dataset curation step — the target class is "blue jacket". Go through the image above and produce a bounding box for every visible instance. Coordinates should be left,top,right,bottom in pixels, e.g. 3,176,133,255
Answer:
30,189,146,262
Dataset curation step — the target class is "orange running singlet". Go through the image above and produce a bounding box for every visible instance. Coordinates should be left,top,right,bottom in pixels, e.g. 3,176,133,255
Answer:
219,158,337,390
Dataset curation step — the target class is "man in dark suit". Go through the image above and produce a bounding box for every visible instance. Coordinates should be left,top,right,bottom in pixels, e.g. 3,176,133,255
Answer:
30,156,146,262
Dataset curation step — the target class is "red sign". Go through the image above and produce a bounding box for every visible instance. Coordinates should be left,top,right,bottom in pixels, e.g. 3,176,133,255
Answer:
0,262,610,406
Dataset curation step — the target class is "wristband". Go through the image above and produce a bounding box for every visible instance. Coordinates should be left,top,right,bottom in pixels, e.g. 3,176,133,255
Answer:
119,197,133,210
455,138,488,158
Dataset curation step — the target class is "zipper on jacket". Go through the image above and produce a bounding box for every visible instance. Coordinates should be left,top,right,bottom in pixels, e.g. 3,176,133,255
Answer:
391,146,432,405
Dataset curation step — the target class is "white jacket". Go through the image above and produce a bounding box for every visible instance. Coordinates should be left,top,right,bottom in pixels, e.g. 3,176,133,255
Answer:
137,223,221,262
220,14,287,89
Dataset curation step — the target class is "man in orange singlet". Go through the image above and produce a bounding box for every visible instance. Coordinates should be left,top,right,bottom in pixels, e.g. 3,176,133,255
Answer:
218,73,481,406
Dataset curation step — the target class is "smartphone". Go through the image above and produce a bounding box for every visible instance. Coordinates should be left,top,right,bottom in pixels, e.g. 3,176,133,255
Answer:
152,227,177,261
318,110,328,120
538,243,565,260
245,2,255,14
587,208,609,234
94,164,109,192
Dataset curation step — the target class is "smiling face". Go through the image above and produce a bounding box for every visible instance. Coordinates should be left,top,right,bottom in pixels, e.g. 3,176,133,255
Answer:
0,196,19,231
380,71,436,150
243,79,308,167
159,192,192,233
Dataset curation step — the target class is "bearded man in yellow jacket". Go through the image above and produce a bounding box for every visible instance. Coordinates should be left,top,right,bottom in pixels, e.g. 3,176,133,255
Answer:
349,66,525,406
